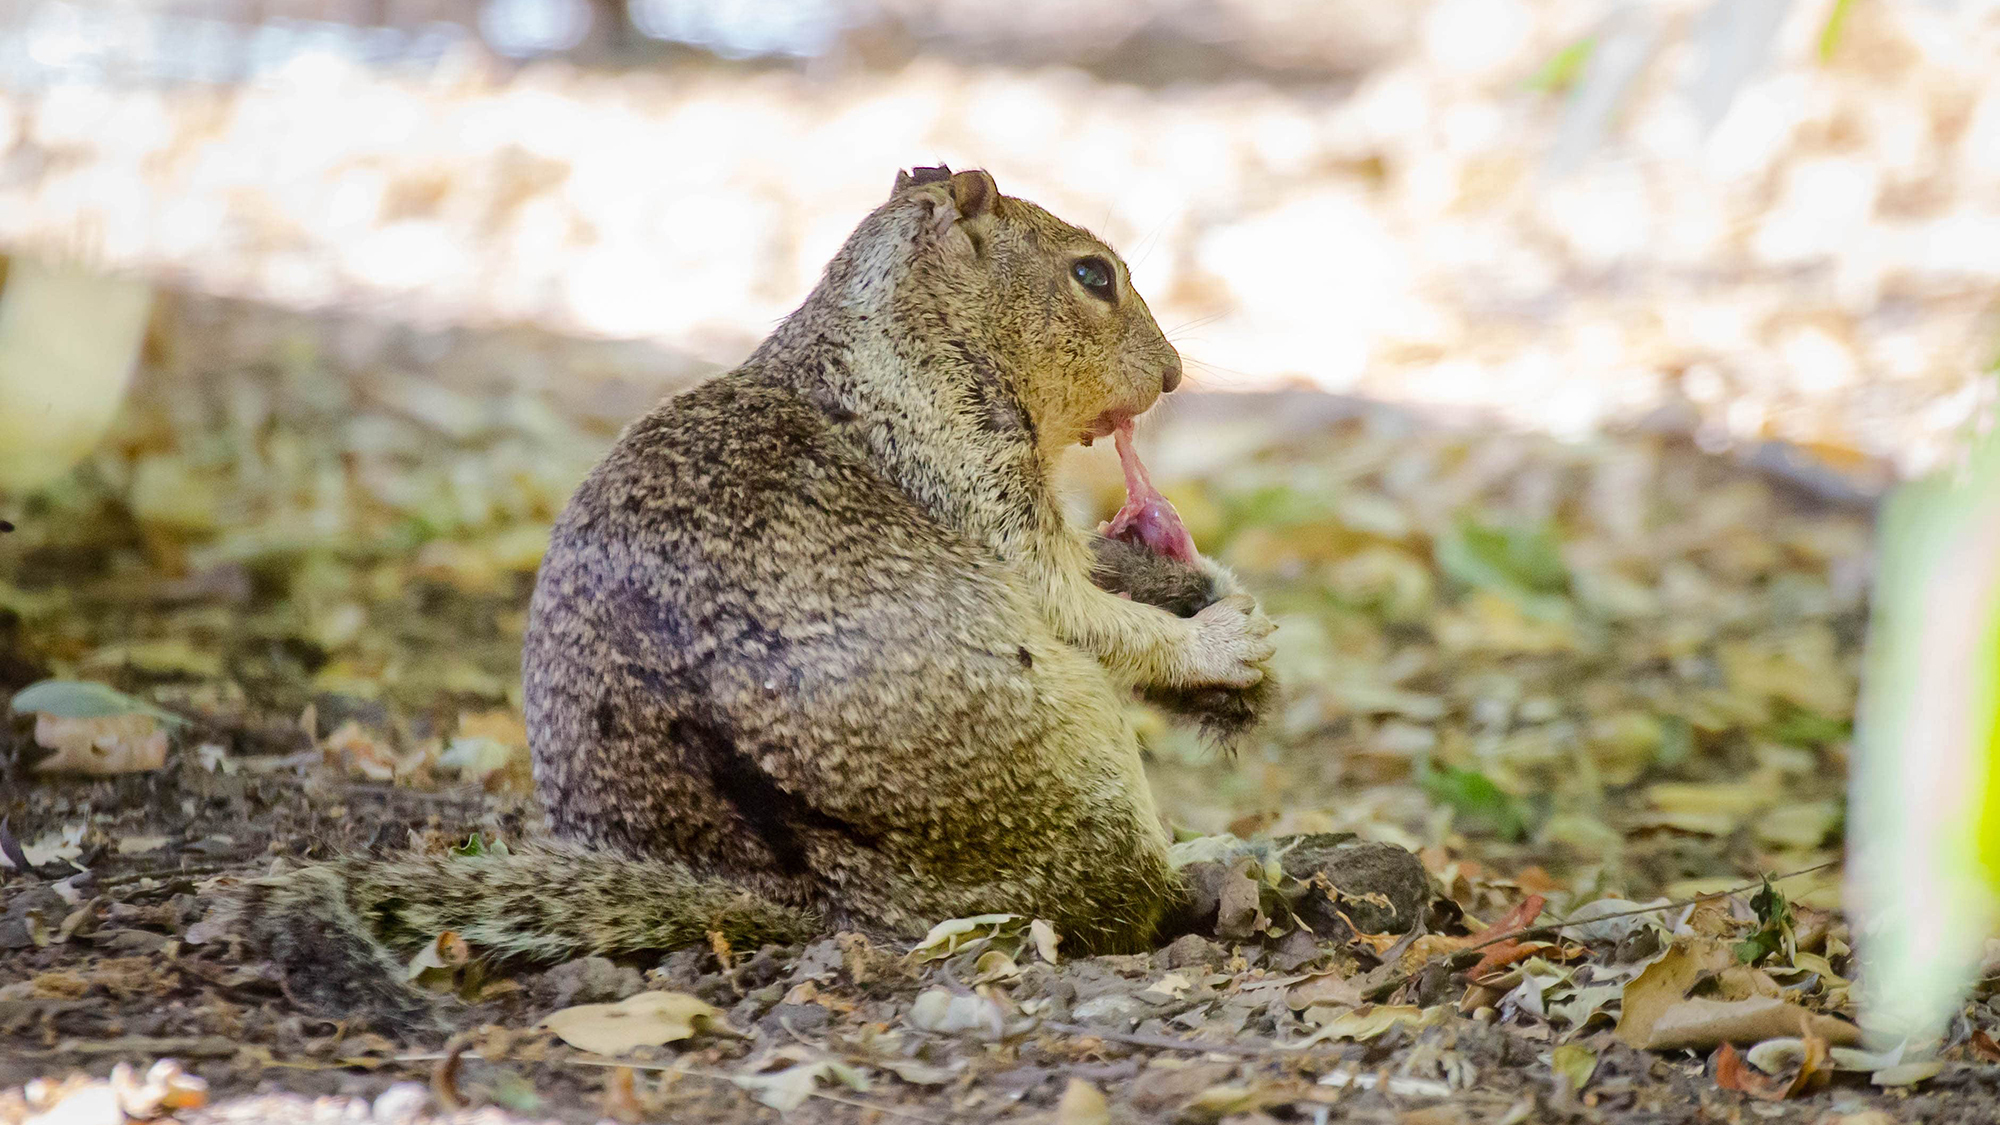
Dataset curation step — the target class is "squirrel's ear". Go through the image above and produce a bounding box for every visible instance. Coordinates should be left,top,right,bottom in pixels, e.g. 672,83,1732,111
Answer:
903,165,993,258
948,169,996,220
893,165,955,197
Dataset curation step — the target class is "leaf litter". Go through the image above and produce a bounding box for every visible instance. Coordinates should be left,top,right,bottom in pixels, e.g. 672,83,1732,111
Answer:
2,297,1996,1123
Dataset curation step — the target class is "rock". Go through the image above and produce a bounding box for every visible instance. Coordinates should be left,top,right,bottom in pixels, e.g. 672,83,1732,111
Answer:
1278,835,1431,936
1071,993,1148,1027
733,944,792,989
760,1001,831,1036
530,956,645,1010
1177,858,1266,940
1129,1061,1237,1113
370,1082,430,1123
1268,927,1322,971
1158,933,1225,969
1,886,68,950
790,937,844,982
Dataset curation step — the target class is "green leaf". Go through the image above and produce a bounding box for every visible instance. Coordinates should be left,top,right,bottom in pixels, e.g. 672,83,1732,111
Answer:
1749,881,1792,929
1551,1041,1599,1090
452,834,510,858
1434,517,1570,598
1817,0,1855,62
9,679,185,725
1735,881,1795,966
1655,714,1695,767
1221,484,1334,537
1421,764,1530,841
485,1070,544,1114
1765,704,1852,749
1527,36,1596,94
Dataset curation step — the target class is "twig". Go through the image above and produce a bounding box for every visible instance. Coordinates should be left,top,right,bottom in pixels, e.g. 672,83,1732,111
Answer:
1037,1021,1307,1057
1363,860,1841,1002
98,864,231,888
0,816,33,873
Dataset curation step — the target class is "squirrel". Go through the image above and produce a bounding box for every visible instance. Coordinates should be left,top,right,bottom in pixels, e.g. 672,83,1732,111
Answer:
224,166,1281,1028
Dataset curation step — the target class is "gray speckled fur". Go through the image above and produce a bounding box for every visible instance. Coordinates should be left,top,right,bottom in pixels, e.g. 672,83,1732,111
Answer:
227,167,1276,1029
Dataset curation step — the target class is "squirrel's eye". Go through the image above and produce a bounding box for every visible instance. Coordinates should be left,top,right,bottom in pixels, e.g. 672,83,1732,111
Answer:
1071,256,1115,299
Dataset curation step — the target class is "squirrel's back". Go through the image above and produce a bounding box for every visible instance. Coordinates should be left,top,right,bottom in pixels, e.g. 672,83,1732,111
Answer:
525,371,1177,947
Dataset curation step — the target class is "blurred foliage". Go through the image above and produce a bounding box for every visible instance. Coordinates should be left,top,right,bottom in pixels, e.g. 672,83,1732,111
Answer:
1,292,1870,914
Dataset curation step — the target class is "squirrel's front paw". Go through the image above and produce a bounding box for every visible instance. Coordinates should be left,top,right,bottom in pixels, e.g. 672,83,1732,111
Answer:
1185,594,1276,688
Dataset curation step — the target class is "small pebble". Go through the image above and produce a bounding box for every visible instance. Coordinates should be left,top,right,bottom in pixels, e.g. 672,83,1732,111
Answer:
371,1082,430,1123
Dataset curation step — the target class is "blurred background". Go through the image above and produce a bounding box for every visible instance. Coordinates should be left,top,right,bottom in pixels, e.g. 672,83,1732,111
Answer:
3,0,1999,908
1,0,1995,469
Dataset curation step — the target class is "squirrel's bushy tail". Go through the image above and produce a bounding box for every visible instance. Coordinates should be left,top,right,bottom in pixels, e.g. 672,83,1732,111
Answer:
220,841,822,1031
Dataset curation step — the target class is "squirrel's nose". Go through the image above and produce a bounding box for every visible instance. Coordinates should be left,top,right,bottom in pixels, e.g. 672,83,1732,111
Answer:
1161,356,1183,394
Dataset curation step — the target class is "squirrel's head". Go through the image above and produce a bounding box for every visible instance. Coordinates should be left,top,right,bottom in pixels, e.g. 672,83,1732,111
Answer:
880,166,1183,453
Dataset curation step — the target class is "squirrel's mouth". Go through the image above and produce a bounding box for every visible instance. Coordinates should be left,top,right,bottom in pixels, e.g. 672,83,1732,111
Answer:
1080,398,1152,446
1081,413,1127,445
1092,417,1200,565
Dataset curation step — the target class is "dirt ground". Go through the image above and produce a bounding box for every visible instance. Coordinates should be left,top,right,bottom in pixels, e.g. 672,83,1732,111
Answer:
4,293,1999,1123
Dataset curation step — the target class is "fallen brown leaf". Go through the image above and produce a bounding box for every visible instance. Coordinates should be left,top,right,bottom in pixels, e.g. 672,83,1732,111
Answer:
33,714,169,774
1614,936,1736,1048
1645,997,1860,1051
432,1043,467,1112
1462,894,1548,980
1054,1078,1109,1125
1716,1034,1828,1100
602,1067,644,1124
539,990,730,1056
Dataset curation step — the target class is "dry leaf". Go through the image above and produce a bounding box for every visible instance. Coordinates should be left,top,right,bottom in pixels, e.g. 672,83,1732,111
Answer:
1054,1078,1109,1125
322,719,398,781
908,914,1021,962
32,714,169,774
539,990,729,1056
1214,861,1267,940
1031,918,1061,964
1870,1061,1942,1087
731,1052,870,1112
601,1066,645,1125
1643,997,1861,1051
875,1058,954,1086
109,1059,209,1116
432,1043,466,1111
906,987,1004,1038
19,1077,123,1125
1287,969,1364,1010
1550,1042,1598,1091
1289,1004,1439,1046
971,949,1019,982
0,824,84,869
1714,1042,1780,1099
1188,1084,1273,1116
1722,1034,1829,1099
1614,936,1737,1048
406,930,471,984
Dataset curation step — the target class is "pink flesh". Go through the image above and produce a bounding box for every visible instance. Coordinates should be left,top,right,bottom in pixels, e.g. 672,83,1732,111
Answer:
1101,420,1200,565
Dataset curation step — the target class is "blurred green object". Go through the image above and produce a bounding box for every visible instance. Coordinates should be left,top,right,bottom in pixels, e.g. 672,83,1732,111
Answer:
0,258,153,494
1420,762,1531,842
1850,406,2000,1049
